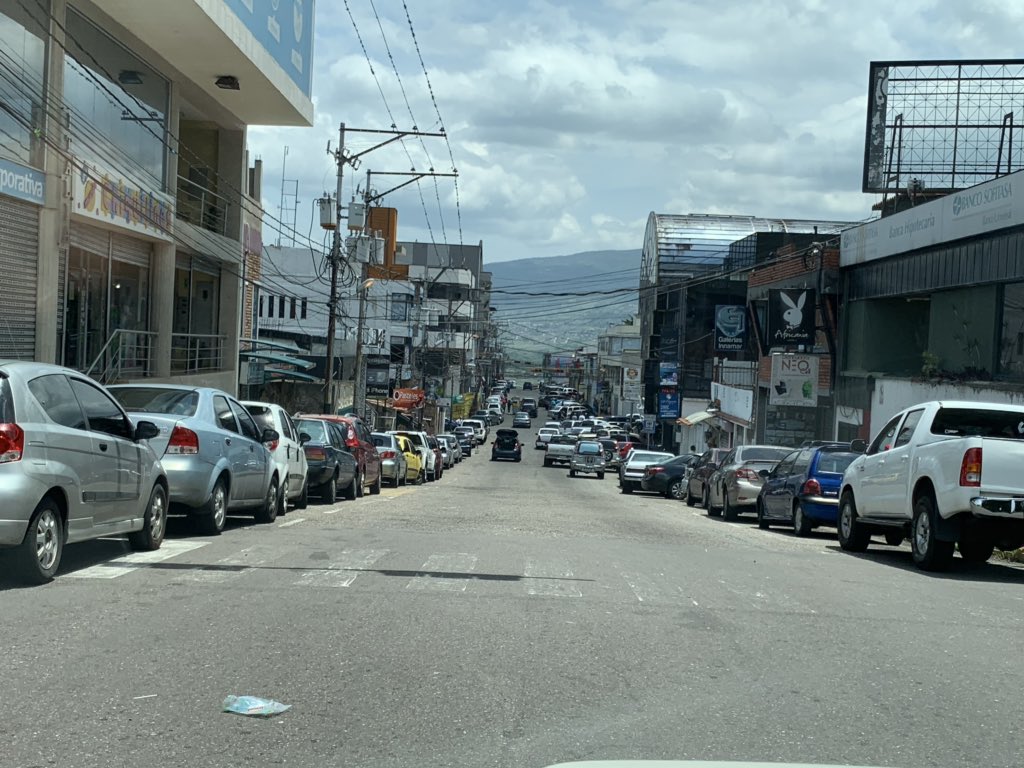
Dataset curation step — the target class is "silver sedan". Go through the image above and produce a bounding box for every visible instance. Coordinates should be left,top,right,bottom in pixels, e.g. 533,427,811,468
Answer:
108,385,281,535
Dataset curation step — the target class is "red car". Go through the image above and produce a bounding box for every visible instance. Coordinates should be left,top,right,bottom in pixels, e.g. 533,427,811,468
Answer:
295,414,383,496
426,435,445,479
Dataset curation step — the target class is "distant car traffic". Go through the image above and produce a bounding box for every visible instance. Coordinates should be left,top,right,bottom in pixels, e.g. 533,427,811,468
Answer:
569,440,606,479
512,411,532,429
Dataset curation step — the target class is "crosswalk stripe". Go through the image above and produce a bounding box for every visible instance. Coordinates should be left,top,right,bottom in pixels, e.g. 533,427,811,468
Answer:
65,540,209,579
294,548,389,588
523,557,582,597
178,544,276,583
407,553,478,592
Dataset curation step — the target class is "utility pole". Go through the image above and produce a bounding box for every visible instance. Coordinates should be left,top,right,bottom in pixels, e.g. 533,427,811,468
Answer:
323,122,345,414
352,239,368,420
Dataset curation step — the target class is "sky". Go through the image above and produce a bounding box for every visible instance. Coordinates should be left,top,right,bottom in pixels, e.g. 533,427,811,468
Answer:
247,0,1024,264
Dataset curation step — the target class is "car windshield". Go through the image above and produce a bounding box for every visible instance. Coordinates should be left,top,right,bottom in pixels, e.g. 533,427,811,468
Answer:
578,442,602,454
816,451,859,473
295,419,328,444
111,387,199,416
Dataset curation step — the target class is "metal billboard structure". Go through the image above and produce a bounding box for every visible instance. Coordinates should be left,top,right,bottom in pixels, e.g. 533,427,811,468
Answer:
863,59,1024,194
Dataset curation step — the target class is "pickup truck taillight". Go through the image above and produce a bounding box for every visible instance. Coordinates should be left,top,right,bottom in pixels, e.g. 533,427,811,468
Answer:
0,423,24,463
166,425,199,455
960,447,982,487
801,478,822,495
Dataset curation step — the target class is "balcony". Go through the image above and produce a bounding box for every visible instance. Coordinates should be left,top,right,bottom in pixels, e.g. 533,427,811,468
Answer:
176,175,231,237
172,333,228,374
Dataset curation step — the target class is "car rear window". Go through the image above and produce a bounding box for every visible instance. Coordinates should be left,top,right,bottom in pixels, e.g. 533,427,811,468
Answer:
578,442,602,454
740,447,791,462
930,407,1024,439
371,434,392,448
246,405,276,433
0,375,13,422
111,387,199,416
295,419,328,443
816,451,858,473
630,452,670,463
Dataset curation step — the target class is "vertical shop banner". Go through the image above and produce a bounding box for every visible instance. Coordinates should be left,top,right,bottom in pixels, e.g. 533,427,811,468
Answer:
365,354,391,397
714,305,747,351
768,289,816,346
658,387,680,419
658,362,679,386
769,354,819,407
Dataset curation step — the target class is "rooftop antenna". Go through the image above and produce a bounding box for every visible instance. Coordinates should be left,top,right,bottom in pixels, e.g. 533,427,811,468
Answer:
277,146,300,246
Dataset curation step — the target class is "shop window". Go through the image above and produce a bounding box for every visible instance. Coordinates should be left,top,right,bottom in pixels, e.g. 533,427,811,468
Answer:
172,256,222,371
1000,283,1024,380
63,8,168,188
391,293,410,321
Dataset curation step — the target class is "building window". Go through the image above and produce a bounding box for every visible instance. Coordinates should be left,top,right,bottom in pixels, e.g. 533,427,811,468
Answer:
258,296,263,317
290,297,296,319
390,293,410,321
0,1,46,167
278,296,285,317
63,8,169,188
1000,283,1024,379
301,298,308,319
267,295,274,318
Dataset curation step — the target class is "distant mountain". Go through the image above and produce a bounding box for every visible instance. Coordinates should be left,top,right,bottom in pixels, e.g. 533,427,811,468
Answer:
486,249,641,362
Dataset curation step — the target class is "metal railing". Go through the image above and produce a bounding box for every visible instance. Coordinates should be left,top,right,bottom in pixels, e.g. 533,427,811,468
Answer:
176,175,231,237
85,329,157,384
171,333,226,374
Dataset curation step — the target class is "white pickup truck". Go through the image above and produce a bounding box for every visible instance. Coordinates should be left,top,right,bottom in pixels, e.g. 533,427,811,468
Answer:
839,400,1024,570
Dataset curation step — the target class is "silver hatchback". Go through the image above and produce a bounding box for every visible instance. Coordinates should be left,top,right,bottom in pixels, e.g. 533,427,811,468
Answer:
0,361,169,584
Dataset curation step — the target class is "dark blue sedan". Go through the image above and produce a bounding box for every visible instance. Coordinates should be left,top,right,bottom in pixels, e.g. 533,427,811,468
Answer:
756,444,860,536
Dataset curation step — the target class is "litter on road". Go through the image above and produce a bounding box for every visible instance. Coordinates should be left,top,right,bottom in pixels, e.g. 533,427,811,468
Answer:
222,695,292,717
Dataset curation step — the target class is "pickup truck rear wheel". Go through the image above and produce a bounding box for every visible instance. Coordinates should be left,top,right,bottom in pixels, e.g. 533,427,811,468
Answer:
838,492,870,552
911,494,954,571
958,537,994,564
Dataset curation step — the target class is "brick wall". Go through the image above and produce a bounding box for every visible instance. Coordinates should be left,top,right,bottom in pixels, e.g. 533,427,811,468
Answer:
748,248,839,288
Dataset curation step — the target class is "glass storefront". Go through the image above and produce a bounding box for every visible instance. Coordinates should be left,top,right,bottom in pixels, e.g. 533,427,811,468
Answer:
0,0,47,167
64,238,151,372
63,7,168,188
173,255,221,371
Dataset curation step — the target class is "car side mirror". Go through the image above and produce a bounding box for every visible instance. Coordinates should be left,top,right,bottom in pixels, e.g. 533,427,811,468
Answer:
134,420,160,441
299,432,311,445
758,468,770,478
261,428,280,444
851,438,867,454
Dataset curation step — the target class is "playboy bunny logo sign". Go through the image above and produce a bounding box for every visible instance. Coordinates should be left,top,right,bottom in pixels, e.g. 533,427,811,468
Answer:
768,289,816,345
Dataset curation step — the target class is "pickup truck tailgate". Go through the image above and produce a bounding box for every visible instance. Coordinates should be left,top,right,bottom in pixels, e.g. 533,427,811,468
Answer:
981,438,1024,496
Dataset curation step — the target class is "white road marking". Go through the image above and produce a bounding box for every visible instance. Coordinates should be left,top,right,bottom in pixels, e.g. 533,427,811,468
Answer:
294,548,389,588
65,540,208,579
277,517,306,528
524,558,582,597
407,553,478,592
180,544,275,583
619,569,664,603
323,509,338,515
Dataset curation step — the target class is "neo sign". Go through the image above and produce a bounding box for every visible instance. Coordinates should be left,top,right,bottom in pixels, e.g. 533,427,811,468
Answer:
769,354,818,407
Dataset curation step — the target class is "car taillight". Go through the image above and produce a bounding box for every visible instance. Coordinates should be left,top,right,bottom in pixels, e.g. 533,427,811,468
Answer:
380,450,396,459
0,423,24,463
960,447,982,487
801,478,822,495
305,446,326,461
735,468,758,481
166,425,199,455
646,465,665,475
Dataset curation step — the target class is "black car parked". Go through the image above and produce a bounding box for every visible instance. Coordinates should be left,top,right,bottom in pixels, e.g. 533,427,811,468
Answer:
294,417,359,503
491,428,522,462
641,454,701,499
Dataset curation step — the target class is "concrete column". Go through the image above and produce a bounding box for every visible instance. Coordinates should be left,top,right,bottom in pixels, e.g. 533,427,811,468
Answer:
35,0,67,363
151,242,175,378
219,257,241,395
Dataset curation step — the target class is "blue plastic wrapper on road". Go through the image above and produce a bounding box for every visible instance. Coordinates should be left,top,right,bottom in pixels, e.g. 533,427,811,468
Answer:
222,695,292,717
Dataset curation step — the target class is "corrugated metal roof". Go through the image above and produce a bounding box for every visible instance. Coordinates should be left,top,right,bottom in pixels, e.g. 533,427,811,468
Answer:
642,213,853,284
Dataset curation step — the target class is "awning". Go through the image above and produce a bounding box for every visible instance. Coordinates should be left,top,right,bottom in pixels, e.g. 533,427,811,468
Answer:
716,411,752,428
677,410,715,427
264,368,319,382
240,350,315,369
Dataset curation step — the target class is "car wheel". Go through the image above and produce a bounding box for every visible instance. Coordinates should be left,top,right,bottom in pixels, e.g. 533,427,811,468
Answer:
196,476,228,536
792,502,812,537
254,476,279,523
370,472,382,495
320,472,337,504
685,483,697,506
668,479,685,501
958,536,995,564
417,470,425,485
129,483,168,551
356,473,365,497
757,499,770,529
295,478,309,510
276,477,289,517
722,491,737,521
597,472,605,480
569,469,577,478
704,487,720,518
343,474,359,501
884,531,903,546
837,492,870,553
543,458,551,467
13,497,64,584
911,493,954,571
621,482,633,494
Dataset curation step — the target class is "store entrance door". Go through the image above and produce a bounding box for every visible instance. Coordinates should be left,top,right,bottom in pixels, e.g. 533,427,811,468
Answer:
64,248,108,372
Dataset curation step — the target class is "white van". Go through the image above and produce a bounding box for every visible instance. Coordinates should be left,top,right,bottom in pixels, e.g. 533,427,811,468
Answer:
461,418,488,445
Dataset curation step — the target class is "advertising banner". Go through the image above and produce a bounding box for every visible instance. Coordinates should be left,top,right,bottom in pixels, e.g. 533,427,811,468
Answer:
657,387,680,419
223,0,315,97
658,362,679,387
769,354,819,407
0,157,44,205
365,354,391,397
768,289,816,346
714,305,747,352
73,160,173,240
391,388,425,410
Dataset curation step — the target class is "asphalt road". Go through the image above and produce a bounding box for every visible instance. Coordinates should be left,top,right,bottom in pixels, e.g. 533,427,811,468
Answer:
3,419,1024,768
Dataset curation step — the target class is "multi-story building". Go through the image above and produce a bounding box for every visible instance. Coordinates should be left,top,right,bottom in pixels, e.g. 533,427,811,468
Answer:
596,319,641,415
0,0,314,394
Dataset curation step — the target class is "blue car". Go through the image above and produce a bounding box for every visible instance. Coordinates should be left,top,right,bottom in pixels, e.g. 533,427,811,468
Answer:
756,444,860,536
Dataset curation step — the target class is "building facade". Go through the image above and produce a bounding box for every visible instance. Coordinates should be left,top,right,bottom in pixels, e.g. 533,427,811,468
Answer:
0,0,314,395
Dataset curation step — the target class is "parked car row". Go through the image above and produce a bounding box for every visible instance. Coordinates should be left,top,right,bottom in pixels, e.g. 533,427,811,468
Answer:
0,359,475,586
